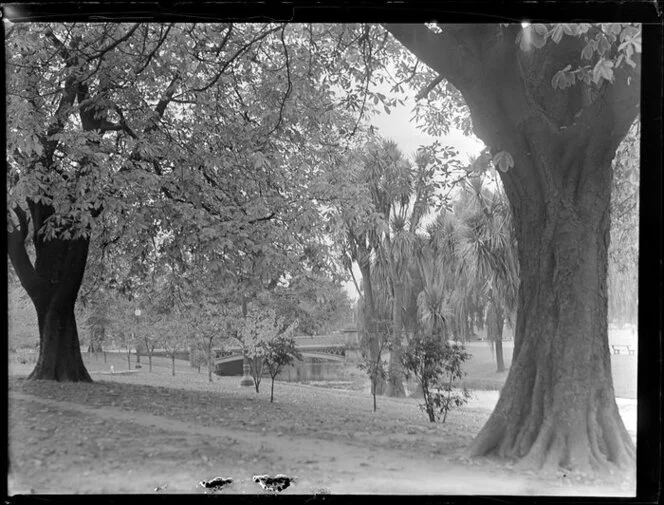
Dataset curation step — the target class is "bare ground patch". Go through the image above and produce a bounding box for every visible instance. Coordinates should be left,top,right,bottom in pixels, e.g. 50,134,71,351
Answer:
8,372,635,496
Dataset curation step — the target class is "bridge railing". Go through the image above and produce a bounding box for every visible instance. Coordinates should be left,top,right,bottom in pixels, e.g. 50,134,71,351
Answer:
214,342,346,360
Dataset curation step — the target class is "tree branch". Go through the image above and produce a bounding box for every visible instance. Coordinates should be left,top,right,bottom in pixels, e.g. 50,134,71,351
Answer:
11,204,30,240
191,25,281,93
383,24,468,87
44,28,73,64
266,25,292,137
247,212,276,225
151,73,181,129
135,23,174,75
416,74,444,100
7,205,41,297
87,23,141,61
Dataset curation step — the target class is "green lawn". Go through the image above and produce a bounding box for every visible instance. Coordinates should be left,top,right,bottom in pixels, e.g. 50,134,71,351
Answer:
8,333,637,400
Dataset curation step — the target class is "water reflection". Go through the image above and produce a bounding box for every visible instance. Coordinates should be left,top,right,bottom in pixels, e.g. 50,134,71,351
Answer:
277,358,346,382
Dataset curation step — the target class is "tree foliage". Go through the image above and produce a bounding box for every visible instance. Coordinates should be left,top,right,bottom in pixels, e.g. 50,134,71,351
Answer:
263,336,303,402
608,120,639,325
5,21,404,381
234,306,298,393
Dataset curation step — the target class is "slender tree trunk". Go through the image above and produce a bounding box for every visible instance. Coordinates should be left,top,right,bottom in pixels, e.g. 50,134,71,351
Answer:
495,304,506,373
103,351,107,363
372,381,377,412
171,354,175,376
144,337,152,372
253,357,262,393
487,300,506,373
495,339,505,373
423,386,435,422
127,349,131,370
270,377,275,402
208,348,213,383
386,281,405,397
359,261,385,395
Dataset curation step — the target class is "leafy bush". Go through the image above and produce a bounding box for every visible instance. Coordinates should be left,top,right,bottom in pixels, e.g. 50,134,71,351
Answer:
401,334,471,422
189,346,207,371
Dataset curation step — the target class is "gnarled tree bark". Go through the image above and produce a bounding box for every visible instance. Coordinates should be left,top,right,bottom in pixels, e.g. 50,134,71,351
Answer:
386,23,640,474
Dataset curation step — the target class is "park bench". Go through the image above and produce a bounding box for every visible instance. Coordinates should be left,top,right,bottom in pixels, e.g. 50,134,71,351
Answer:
611,344,636,355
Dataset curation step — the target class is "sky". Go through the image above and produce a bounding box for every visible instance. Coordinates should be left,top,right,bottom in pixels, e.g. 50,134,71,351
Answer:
341,98,486,302
371,97,485,162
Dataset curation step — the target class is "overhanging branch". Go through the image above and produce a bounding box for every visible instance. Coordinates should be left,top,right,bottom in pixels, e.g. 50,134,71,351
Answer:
7,205,41,296
383,24,470,88
416,74,444,100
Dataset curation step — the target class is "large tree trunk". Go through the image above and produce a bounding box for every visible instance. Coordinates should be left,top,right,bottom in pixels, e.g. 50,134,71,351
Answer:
385,23,639,474
8,223,92,382
29,298,92,382
469,166,635,472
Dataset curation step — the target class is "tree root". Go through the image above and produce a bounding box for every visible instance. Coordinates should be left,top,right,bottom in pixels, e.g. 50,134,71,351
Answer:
468,397,635,477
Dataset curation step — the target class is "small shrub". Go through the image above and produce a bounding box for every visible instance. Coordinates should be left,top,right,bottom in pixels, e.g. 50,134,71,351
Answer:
402,333,472,423
358,329,390,412
190,347,207,371
263,336,302,402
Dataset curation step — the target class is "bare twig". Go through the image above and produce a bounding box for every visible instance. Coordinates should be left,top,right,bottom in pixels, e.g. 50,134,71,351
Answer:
192,25,281,93
266,25,293,137
135,23,174,75
87,23,141,61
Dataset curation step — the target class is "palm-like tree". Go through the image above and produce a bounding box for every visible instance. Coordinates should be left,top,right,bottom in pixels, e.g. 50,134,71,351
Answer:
364,139,444,397
455,173,518,372
414,212,459,340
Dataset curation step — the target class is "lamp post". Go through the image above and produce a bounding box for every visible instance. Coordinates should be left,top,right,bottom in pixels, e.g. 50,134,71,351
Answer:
135,308,142,367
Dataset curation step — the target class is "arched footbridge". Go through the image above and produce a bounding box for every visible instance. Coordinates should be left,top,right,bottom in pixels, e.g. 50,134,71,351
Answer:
213,337,347,376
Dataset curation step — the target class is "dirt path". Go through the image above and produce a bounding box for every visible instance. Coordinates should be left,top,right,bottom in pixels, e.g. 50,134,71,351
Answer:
9,391,634,496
